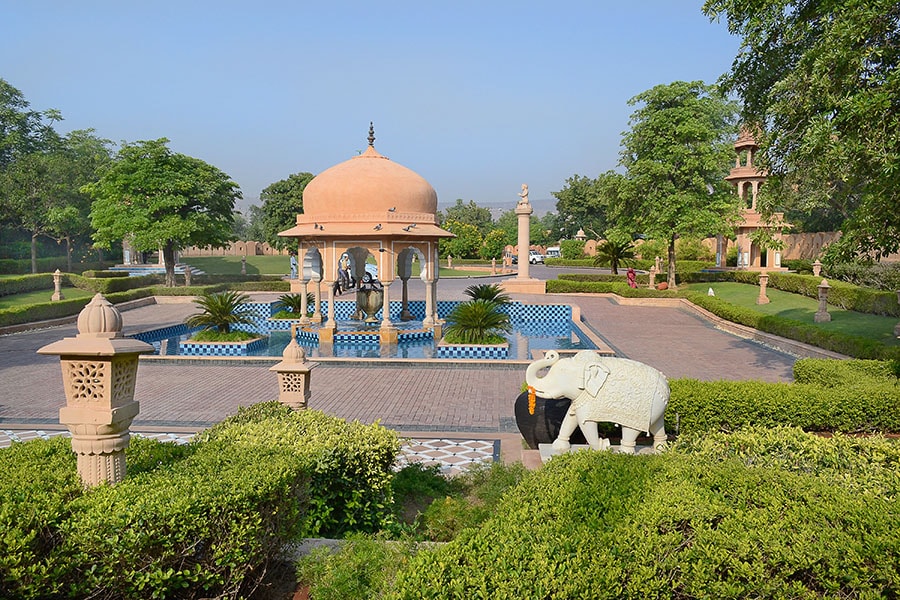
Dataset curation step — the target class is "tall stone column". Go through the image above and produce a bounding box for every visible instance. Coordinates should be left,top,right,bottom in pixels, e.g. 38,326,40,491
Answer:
37,294,154,487
311,280,323,323
298,278,310,325
516,200,533,280
423,279,435,328
380,281,398,344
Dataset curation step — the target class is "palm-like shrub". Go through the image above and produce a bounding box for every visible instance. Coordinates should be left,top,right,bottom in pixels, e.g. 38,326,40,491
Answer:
273,292,315,318
444,299,512,345
463,283,511,305
185,290,255,334
593,240,635,275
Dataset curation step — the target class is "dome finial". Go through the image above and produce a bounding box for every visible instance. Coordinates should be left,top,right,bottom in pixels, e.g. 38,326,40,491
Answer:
368,122,375,147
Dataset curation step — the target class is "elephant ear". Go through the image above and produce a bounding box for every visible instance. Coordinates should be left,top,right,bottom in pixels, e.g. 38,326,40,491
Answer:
584,362,610,396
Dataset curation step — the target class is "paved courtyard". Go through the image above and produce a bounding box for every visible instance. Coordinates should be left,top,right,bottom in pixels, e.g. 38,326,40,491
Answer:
0,267,799,466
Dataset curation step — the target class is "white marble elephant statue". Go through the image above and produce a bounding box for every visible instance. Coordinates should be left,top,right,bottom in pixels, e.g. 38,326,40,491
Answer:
524,350,669,454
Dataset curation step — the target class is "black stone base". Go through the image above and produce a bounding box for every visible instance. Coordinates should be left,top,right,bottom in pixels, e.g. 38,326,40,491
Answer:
514,391,586,450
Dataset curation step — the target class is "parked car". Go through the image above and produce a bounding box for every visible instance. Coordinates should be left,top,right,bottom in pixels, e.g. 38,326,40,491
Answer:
529,250,545,264
545,246,561,258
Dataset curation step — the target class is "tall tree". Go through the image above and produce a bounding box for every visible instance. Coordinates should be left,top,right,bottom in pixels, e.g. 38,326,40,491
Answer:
85,139,241,286
704,0,900,259
553,172,622,239
0,78,58,171
612,81,740,288
439,199,493,236
258,172,314,248
439,219,483,259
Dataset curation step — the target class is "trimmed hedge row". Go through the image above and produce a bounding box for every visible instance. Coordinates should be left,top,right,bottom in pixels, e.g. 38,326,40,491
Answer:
390,437,900,598
684,291,900,360
67,272,162,294
546,278,680,298
0,258,108,275
0,402,400,599
0,274,54,297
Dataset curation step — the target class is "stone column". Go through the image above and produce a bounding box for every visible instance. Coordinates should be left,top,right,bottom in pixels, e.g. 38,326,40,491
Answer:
51,269,65,301
299,278,310,325
311,280,323,323
491,257,497,275
647,267,656,290
515,200,533,280
241,256,247,275
37,294,154,487
715,234,726,269
814,279,831,323
399,275,413,321
380,282,398,344
423,279,435,328
269,339,317,410
757,273,770,304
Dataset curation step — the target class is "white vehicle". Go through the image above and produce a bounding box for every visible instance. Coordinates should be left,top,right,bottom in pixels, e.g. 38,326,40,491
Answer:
545,246,561,258
529,250,545,264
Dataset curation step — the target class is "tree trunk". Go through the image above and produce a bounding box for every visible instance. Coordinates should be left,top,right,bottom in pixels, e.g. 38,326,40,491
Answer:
65,237,72,273
667,235,677,289
163,241,177,287
31,233,38,274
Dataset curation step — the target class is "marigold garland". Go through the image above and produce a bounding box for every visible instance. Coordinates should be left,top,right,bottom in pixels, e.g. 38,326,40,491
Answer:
527,385,536,415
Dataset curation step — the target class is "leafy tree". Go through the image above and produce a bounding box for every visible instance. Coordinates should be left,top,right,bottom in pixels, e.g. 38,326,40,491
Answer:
611,81,740,288
704,0,900,259
439,199,493,235
553,172,623,239
593,239,635,275
479,229,507,260
439,219,482,259
0,78,58,171
85,139,241,287
560,239,585,260
258,172,314,248
493,209,519,247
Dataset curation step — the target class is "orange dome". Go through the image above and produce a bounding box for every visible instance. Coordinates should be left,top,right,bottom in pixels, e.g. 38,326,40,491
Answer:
302,145,438,221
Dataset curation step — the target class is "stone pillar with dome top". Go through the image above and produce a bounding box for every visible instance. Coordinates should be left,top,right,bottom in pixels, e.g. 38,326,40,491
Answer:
500,183,546,295
37,294,154,487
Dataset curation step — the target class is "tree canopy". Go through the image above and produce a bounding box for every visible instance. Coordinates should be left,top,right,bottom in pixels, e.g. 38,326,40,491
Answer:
610,80,740,287
439,199,493,236
257,172,314,248
704,0,900,260
85,138,240,286
552,172,620,239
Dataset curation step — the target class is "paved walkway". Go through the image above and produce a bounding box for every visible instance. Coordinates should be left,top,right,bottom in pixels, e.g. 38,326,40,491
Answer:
0,267,798,465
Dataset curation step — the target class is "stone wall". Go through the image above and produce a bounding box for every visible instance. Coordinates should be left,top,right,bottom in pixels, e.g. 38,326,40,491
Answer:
180,241,289,257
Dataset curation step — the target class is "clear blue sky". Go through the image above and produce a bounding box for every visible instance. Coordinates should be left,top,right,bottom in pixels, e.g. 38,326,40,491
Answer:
2,1,740,214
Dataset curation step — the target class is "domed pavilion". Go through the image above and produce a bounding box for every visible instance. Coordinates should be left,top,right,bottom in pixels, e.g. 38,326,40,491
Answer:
278,124,453,344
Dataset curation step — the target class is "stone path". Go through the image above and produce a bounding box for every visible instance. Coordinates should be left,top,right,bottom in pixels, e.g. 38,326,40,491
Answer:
0,267,799,469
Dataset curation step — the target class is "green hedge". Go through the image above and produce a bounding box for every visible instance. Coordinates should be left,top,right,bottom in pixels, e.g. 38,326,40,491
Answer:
67,272,162,294
390,438,900,598
79,270,129,279
0,274,54,297
0,288,155,328
667,364,900,434
0,258,109,275
547,278,680,298
684,291,900,360
0,402,400,599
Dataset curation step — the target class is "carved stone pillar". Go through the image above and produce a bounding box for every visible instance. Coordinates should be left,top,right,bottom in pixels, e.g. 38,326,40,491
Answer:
380,282,398,344
51,269,65,301
757,273,770,305
399,276,413,321
37,294,154,487
298,278,310,325
515,201,533,280
814,279,831,323
812,260,822,277
423,279,435,328
269,339,317,411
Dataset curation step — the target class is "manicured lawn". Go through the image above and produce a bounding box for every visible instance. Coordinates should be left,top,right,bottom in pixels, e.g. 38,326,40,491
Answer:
182,255,491,278
0,287,93,309
685,282,899,346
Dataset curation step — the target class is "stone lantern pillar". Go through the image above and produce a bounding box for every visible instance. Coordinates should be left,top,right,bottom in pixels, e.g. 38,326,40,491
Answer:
814,279,831,323
647,267,657,290
269,338,317,410
51,269,65,301
757,273,770,305
37,294,154,487
812,260,822,277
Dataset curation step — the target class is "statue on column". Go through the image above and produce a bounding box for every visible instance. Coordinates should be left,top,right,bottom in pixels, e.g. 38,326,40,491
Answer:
517,183,530,206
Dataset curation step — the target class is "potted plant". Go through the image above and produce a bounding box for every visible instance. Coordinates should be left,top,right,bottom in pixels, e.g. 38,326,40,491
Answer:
184,290,257,342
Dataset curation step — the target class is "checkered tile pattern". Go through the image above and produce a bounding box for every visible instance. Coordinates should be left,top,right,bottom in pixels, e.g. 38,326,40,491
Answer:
437,344,509,359
0,431,498,476
397,438,499,477
179,337,267,356
131,324,191,343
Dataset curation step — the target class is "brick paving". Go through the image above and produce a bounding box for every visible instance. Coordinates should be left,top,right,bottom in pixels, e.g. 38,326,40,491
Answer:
0,268,797,440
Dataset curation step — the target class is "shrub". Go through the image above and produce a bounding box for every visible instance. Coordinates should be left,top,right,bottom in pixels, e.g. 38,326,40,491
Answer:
667,375,900,434
80,270,130,279
443,299,512,345
0,403,400,599
68,272,161,294
185,290,255,334
0,273,54,297
462,283,510,304
792,357,898,387
390,450,900,599
559,239,586,260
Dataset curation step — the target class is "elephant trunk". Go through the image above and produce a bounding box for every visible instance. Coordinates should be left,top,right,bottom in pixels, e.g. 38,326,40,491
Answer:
525,350,560,396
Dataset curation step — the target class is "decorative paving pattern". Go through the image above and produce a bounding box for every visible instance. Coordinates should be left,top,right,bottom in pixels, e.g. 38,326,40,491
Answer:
0,431,498,476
